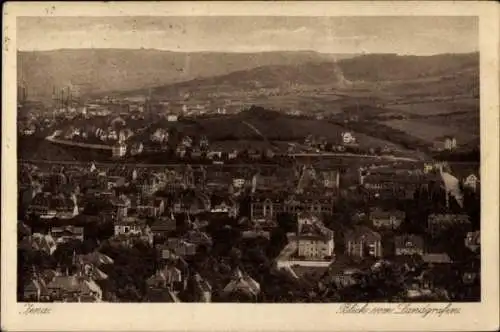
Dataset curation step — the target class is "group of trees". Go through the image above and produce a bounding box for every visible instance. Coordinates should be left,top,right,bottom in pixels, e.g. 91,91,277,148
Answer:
17,237,99,301
98,242,158,302
180,213,316,302
431,148,480,162
17,228,159,303
335,263,406,302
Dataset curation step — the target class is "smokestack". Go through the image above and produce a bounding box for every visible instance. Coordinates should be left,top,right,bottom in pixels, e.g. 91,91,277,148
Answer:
60,89,64,109
23,84,28,102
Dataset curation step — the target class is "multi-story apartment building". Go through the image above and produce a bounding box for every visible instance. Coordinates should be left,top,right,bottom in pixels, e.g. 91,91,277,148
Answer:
345,226,382,259
296,213,335,260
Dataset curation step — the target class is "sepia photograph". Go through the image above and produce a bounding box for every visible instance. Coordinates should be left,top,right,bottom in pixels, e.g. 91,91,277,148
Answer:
2,2,499,332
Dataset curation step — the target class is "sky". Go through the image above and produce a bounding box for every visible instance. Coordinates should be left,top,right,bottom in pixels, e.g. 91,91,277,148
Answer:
17,16,478,55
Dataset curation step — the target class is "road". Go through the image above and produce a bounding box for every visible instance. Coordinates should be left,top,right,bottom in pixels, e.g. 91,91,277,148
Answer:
241,120,280,151
45,134,112,150
19,151,420,170
234,126,422,162
18,159,283,169
289,152,421,162
42,132,436,165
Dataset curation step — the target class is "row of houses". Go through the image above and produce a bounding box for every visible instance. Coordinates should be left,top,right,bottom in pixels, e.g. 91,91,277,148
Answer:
276,212,477,266
22,251,114,302
250,194,335,222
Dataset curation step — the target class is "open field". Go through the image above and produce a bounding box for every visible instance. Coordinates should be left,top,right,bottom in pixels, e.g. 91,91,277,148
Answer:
377,68,478,100
382,118,479,145
417,112,479,134
140,107,407,151
210,140,288,152
200,111,405,150
384,98,479,116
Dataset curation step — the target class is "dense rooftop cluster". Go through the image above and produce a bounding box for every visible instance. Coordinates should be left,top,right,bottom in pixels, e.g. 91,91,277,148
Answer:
18,155,480,303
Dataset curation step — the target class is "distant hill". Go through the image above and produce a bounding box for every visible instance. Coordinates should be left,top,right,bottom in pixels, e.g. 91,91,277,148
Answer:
336,52,479,82
19,49,478,103
135,61,350,98
119,52,479,101
138,105,404,150
18,49,354,101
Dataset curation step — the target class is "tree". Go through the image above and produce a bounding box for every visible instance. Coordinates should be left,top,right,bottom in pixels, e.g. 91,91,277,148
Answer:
228,247,242,268
268,228,287,258
53,239,84,268
276,212,297,233
98,242,157,302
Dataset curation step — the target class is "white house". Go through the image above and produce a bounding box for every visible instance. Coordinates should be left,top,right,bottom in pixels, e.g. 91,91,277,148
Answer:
463,174,479,192
50,226,84,244
113,217,153,245
297,213,335,260
444,136,457,151
341,132,356,145
423,163,435,174
130,143,144,156
167,115,178,122
114,220,145,236
232,178,246,189
151,128,169,143
112,143,127,158
181,136,193,148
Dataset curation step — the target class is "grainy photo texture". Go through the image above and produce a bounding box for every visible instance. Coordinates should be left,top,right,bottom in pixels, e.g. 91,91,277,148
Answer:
16,16,481,304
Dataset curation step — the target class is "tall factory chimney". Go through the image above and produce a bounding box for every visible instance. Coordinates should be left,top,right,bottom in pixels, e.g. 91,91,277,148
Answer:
67,86,72,107
23,83,28,103
60,88,65,110
147,87,153,122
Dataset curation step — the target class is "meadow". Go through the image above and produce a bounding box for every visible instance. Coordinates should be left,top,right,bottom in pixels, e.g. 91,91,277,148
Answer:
382,118,478,145
384,99,479,116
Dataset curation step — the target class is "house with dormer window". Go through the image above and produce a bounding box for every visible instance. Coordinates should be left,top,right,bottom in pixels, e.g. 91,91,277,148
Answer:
250,195,283,222
463,174,479,192
369,208,405,229
296,213,335,261
345,226,382,259
113,216,153,246
394,234,425,256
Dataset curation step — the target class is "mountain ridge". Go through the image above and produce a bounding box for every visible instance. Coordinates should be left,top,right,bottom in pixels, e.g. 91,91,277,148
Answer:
124,60,350,98
18,49,479,103
18,49,354,101
116,52,479,99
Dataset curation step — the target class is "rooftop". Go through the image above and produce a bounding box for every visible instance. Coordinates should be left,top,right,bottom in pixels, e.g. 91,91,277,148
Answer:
422,253,452,264
394,234,425,249
345,226,381,241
